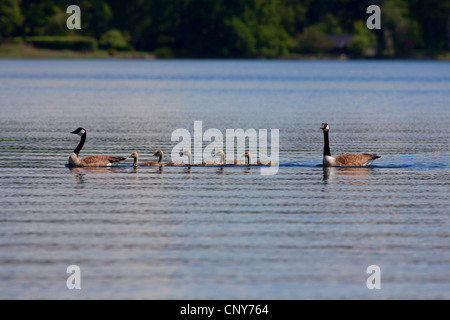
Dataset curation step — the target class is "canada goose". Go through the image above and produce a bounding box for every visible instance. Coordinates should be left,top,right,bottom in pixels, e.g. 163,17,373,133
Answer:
215,150,246,165
130,151,163,167
320,123,380,167
154,149,185,166
244,151,279,166
68,128,126,167
179,150,213,166
180,150,195,166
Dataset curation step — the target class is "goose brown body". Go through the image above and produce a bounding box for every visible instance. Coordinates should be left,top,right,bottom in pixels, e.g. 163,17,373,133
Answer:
154,150,185,166
130,151,163,167
320,123,380,167
244,151,279,166
215,150,246,165
69,154,126,167
333,153,380,167
68,128,126,167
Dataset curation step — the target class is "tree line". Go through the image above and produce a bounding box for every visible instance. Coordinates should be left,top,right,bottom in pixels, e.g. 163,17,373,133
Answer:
1,0,449,58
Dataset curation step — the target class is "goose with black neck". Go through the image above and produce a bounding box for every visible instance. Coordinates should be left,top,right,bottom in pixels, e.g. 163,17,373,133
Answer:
68,128,126,167
320,123,380,167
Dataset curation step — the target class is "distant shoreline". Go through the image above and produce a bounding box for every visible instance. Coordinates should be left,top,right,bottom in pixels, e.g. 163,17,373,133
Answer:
0,43,448,60
0,43,156,60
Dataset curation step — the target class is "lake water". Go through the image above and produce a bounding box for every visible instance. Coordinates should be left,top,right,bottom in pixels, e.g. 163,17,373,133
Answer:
0,59,449,300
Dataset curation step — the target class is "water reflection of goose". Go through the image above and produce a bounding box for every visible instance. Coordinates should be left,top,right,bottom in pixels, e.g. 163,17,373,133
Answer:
244,151,279,166
69,166,121,175
68,128,126,167
320,123,380,167
68,166,123,184
130,151,163,167
322,166,373,183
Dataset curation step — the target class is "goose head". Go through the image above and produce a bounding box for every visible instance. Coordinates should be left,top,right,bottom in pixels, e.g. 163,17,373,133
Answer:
180,150,192,165
71,128,86,136
215,150,225,164
320,123,329,132
129,151,139,167
153,149,164,163
153,150,164,157
215,150,225,157
244,151,252,164
180,150,192,157
130,151,138,159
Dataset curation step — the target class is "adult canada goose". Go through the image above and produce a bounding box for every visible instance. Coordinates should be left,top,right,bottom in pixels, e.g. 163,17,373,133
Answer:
244,151,279,166
320,123,380,167
215,150,246,165
68,128,126,167
130,151,163,167
154,149,185,166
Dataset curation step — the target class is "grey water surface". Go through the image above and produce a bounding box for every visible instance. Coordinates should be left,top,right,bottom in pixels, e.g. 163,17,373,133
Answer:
0,59,449,299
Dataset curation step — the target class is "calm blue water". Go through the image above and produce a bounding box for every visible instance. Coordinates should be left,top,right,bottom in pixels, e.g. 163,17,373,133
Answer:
0,59,449,299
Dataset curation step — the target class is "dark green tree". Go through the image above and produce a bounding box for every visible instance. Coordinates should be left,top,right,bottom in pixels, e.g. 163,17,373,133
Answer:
20,0,57,36
2,0,449,58
225,0,290,58
348,20,377,56
409,0,450,54
381,0,422,56
0,0,24,40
